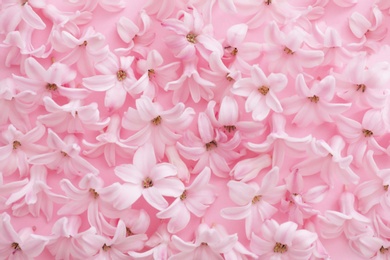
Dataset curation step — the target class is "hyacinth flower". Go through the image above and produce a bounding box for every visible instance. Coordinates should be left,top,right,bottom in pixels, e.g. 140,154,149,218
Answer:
221,167,286,238
336,110,387,165
111,144,184,211
83,53,136,110
0,123,47,177
59,26,109,76
317,192,373,240
170,223,238,260
246,114,312,167
58,174,127,235
165,58,216,103
45,216,105,259
93,220,147,260
0,173,28,211
83,114,136,167
157,167,216,233
122,96,195,159
64,0,125,12
283,74,351,127
13,57,90,105
281,171,328,226
5,165,67,221
29,129,99,177
116,208,150,237
206,95,265,141
165,145,191,182
333,55,390,110
177,112,242,178
250,219,318,259
221,23,261,73
162,7,223,61
116,11,155,55
292,135,359,188
0,213,48,259
351,235,390,259
230,154,272,182
232,64,287,121
0,0,46,33
355,150,390,214
262,22,324,76
38,96,109,133
132,49,180,99
0,77,37,132
349,6,388,52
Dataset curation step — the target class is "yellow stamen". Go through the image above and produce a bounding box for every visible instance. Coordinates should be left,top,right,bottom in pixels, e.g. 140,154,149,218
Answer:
148,69,155,79
13,141,21,150
11,242,21,251
284,47,294,55
117,70,127,81
89,188,99,199
224,125,236,133
356,84,366,92
273,242,288,253
143,177,153,188
205,140,217,151
362,129,373,137
151,116,162,126
180,190,187,200
258,86,270,95
308,95,319,103
252,195,261,204
46,83,58,91
102,244,111,251
186,33,197,44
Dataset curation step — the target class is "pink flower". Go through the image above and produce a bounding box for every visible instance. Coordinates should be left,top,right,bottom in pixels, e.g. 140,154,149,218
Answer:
64,0,126,12
162,8,223,61
230,154,272,182
116,11,155,55
59,27,109,76
165,145,190,182
38,96,108,133
58,174,124,235
157,167,216,233
0,78,36,132
92,220,147,260
83,114,135,167
0,174,28,211
222,24,261,73
177,112,242,177
165,58,215,103
232,65,287,121
122,96,195,159
116,208,150,237
170,223,238,260
0,212,48,259
221,167,286,238
112,144,184,210
281,171,328,225
0,0,46,33
246,114,312,167
262,22,324,76
83,53,136,110
29,129,99,177
283,74,351,127
132,49,180,99
336,110,387,165
46,216,105,259
355,150,390,214
0,123,46,177
206,95,265,140
250,219,318,259
5,165,67,221
13,57,90,105
144,0,177,20
292,136,359,188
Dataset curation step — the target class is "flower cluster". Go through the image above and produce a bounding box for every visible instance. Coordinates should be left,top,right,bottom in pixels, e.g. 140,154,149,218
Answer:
1,0,390,259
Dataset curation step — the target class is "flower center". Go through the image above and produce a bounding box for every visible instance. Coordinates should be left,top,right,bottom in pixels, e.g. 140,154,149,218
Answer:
224,125,236,132
117,70,127,81
265,0,272,5
283,47,294,55
380,246,389,254
252,195,262,204
143,177,153,188
186,33,197,44
60,151,68,157
13,141,21,150
151,115,162,125
148,69,155,79
102,244,111,251
126,227,134,236
258,86,269,95
362,129,373,137
201,242,208,246
46,83,58,91
273,242,288,253
21,0,28,6
11,242,21,251
89,188,99,199
180,190,187,200
226,74,234,82
80,41,88,47
308,95,320,103
205,140,217,151
231,47,238,56
356,84,366,92
384,185,389,191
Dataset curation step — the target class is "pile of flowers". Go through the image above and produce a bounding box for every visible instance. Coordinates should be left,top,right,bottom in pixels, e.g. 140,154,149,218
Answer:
1,0,390,259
